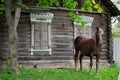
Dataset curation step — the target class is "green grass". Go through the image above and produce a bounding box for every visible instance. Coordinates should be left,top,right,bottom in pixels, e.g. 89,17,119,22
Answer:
0,66,120,80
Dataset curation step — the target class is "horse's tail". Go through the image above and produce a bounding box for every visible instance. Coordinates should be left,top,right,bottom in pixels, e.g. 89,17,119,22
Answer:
74,35,84,50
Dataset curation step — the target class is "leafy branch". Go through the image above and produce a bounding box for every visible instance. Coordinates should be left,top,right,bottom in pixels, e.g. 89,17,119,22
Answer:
0,0,103,28
81,0,102,13
36,0,60,7
112,23,120,38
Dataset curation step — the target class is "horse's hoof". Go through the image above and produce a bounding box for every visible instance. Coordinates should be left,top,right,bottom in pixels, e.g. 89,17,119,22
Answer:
96,71,99,74
89,72,92,75
96,72,99,74
75,69,78,71
89,71,92,75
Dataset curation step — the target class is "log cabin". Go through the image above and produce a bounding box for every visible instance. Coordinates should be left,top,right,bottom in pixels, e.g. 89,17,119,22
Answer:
0,0,120,68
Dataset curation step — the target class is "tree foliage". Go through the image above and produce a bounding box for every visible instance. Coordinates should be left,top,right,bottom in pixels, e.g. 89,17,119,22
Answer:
112,0,120,36
112,23,120,38
0,0,5,14
111,0,120,23
0,0,103,28
36,0,60,7
81,0,102,13
35,0,103,28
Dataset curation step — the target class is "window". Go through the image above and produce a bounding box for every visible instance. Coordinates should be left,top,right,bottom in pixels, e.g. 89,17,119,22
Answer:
73,22,92,38
73,16,94,54
73,16,94,39
30,12,53,55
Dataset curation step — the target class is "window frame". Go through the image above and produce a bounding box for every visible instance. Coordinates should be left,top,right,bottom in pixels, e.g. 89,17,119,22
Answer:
30,12,53,55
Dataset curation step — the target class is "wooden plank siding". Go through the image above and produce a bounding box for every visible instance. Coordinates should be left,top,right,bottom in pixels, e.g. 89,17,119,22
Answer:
51,10,74,56
0,9,112,68
17,9,109,61
17,14,31,56
0,15,9,61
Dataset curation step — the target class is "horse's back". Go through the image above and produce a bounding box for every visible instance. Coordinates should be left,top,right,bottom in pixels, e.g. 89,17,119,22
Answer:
74,35,84,50
74,35,95,54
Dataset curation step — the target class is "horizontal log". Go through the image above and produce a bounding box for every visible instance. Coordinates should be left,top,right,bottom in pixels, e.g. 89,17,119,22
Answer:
52,29,73,33
18,37,30,40
52,10,69,16
18,54,108,61
17,44,30,47
53,16,71,21
52,42,73,47
52,44,73,47
52,48,73,52
52,31,73,35
18,52,31,56
52,52,73,56
18,48,30,51
52,35,73,39
0,42,9,45
52,37,73,41
17,42,30,45
18,56,73,61
18,60,109,66
52,25,73,30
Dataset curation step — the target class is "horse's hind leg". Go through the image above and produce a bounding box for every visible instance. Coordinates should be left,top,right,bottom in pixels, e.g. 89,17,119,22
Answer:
79,54,83,71
89,54,93,74
74,50,79,70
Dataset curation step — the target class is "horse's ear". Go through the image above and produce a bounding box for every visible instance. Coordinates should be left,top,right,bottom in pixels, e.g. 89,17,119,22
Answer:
98,27,104,35
96,27,99,31
96,26,103,30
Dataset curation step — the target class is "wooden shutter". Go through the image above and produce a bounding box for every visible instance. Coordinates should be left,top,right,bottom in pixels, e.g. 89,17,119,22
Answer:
30,12,53,55
31,22,52,55
34,22,48,49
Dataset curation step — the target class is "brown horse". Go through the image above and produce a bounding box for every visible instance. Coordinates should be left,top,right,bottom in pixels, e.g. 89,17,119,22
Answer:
74,27,104,73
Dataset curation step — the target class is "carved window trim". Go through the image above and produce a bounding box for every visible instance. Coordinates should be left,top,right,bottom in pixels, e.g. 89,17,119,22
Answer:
30,12,54,55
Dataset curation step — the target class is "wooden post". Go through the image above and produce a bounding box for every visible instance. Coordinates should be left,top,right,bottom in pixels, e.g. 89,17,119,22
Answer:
73,22,77,54
31,22,34,55
73,22,77,39
88,26,92,38
48,22,52,55
107,13,113,63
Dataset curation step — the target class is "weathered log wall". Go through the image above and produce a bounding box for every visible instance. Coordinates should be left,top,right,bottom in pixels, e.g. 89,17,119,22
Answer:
17,13,31,56
0,8,112,66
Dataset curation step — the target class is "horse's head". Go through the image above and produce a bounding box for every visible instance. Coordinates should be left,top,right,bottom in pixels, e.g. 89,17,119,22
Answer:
96,27,104,35
95,27,104,45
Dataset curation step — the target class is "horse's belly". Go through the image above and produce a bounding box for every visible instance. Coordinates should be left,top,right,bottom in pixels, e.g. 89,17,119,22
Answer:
80,45,93,52
79,45,94,56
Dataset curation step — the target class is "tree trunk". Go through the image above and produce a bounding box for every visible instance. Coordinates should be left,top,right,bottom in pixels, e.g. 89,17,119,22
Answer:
5,0,21,74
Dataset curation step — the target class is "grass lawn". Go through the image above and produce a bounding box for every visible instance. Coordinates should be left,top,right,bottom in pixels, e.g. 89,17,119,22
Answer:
0,66,120,80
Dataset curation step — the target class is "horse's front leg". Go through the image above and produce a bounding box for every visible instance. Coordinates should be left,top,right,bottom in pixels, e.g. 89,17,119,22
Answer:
96,55,100,73
90,54,93,74
74,50,79,71
79,54,83,71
